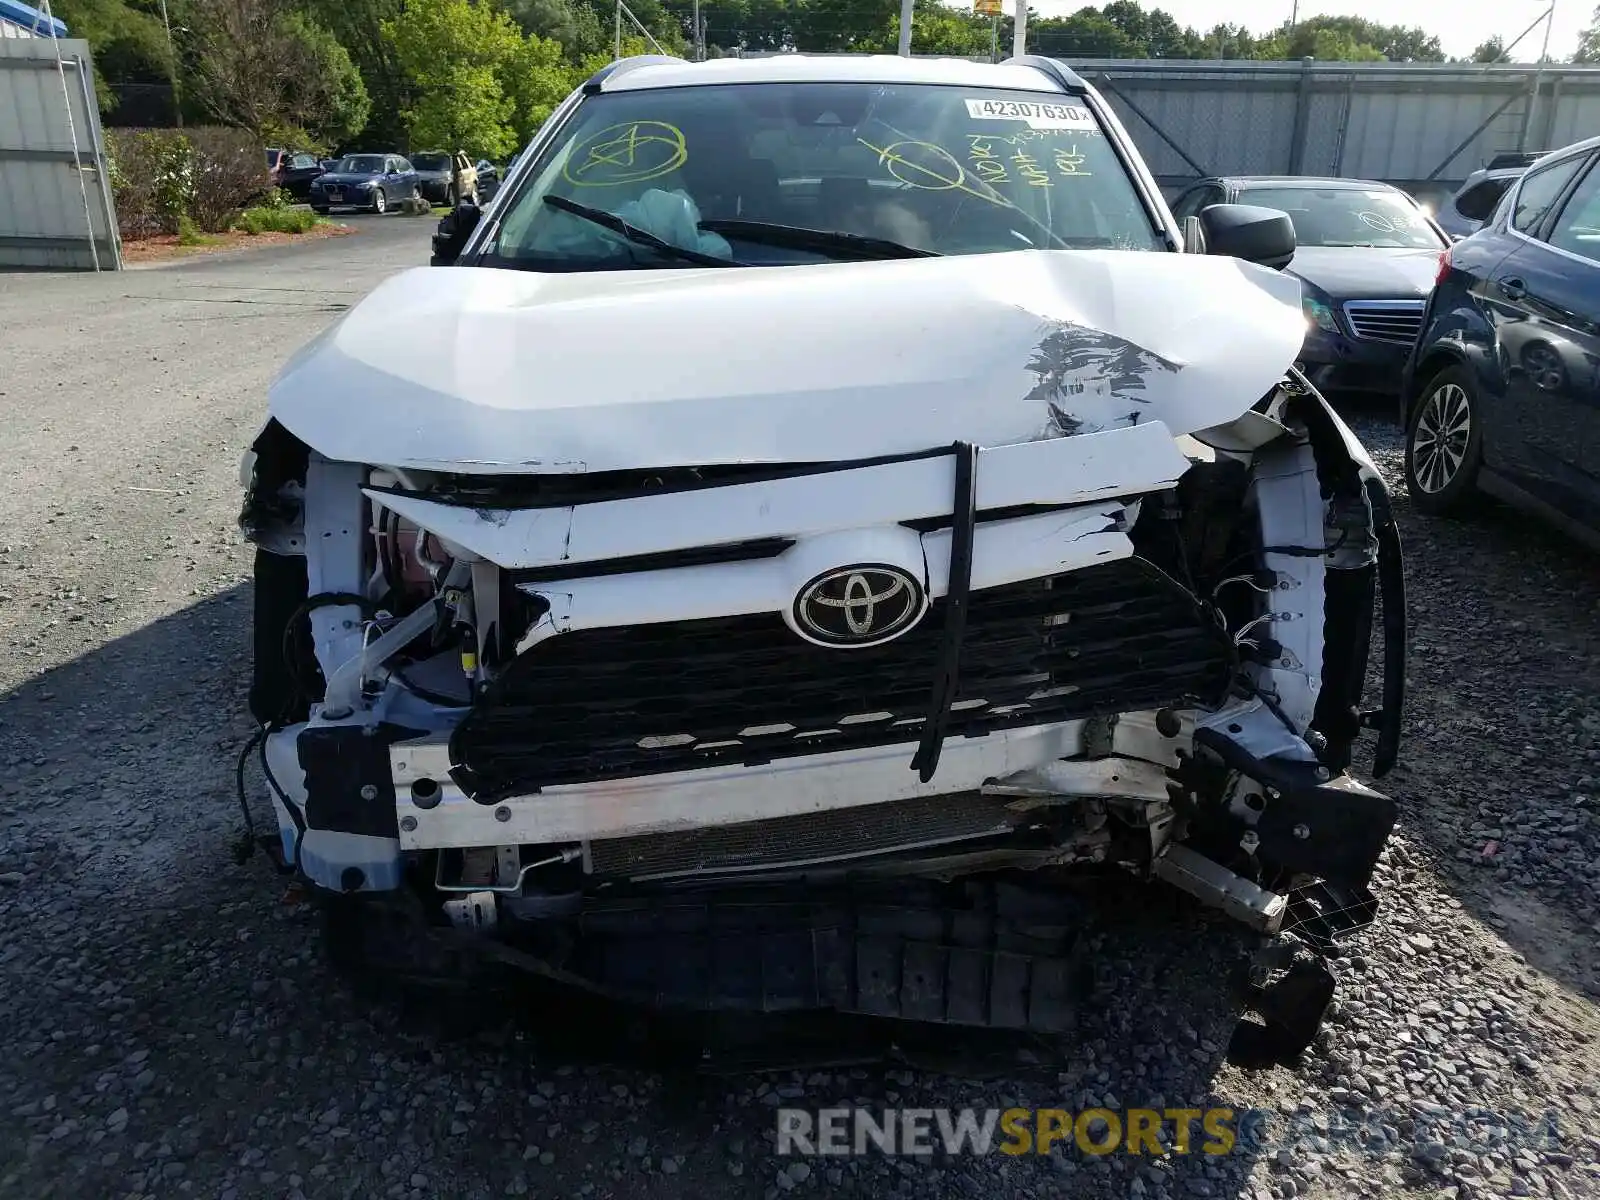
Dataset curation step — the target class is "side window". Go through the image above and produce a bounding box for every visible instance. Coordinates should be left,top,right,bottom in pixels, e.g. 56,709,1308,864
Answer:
1455,177,1511,222
1546,163,1600,264
1512,157,1587,235
395,158,412,173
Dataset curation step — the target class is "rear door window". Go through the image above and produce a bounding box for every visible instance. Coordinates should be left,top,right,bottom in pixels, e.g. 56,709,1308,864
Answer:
1512,156,1588,235
1455,177,1511,222
1546,162,1600,263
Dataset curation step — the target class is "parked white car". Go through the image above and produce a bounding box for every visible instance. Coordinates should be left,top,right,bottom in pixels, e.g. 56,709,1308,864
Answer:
240,53,1407,1060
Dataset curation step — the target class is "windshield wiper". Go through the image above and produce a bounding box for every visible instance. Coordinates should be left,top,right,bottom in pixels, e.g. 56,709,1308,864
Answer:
542,195,743,267
698,219,939,261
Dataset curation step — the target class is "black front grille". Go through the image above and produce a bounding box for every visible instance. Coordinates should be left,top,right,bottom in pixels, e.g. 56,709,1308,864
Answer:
449,557,1232,800
1342,300,1425,346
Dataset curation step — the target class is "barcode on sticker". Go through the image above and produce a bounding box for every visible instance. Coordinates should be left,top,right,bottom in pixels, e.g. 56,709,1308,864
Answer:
964,98,1097,128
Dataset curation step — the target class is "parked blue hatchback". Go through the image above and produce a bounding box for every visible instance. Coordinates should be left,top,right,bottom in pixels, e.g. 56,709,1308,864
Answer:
1402,136,1600,549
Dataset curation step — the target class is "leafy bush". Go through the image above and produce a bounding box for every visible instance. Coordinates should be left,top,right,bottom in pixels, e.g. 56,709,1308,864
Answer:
235,207,320,235
185,127,272,233
106,129,193,238
176,215,214,246
106,126,268,238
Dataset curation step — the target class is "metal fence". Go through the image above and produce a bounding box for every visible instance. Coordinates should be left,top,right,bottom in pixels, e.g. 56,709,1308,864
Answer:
735,52,1600,203
0,35,119,270
1064,59,1600,203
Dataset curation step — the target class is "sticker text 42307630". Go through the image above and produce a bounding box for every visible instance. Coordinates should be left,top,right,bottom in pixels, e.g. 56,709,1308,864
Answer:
963,98,1098,130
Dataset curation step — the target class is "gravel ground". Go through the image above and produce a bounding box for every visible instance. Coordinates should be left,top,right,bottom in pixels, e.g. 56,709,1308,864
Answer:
2,232,1598,1200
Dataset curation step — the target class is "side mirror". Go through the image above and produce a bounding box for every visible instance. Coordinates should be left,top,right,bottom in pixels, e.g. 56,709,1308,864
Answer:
431,198,481,266
1198,203,1297,271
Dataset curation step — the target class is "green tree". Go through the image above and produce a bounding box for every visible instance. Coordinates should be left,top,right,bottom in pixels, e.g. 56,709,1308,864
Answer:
49,0,171,111
501,31,580,142
503,0,609,60
1472,36,1506,63
1575,6,1600,62
1252,15,1442,62
1031,10,1142,58
906,0,992,55
189,0,368,147
384,0,524,159
286,13,371,145
298,0,404,147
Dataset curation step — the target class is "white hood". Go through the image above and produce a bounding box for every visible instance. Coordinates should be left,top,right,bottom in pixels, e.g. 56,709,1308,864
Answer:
269,249,1305,474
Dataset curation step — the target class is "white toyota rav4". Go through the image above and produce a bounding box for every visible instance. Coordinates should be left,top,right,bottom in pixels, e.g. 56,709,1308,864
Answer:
239,54,1406,1058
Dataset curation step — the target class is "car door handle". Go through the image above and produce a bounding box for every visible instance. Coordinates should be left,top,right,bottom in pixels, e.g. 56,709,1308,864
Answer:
1496,276,1527,300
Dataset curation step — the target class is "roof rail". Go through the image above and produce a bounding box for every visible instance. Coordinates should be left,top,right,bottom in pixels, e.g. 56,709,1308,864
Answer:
1484,151,1544,171
1001,55,1088,94
583,54,688,94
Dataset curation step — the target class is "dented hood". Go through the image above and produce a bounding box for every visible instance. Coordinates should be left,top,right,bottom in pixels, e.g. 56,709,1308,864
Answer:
269,250,1305,474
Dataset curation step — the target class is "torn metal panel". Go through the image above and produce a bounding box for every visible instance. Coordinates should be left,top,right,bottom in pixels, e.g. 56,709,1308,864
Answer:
983,756,1172,806
508,502,1134,650
1152,844,1287,934
268,250,1304,473
361,424,1188,572
389,721,1092,849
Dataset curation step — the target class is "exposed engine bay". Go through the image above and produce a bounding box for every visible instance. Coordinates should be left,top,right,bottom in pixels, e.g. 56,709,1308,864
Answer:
238,351,1405,1062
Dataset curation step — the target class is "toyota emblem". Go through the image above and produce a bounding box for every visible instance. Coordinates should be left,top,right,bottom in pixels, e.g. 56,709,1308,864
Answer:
792,565,926,648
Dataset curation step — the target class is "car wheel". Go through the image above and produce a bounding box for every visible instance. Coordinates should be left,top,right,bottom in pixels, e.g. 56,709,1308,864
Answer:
372,188,387,215
1405,365,1483,515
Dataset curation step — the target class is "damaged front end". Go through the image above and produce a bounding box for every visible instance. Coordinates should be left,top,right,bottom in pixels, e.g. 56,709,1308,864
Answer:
238,254,1405,1062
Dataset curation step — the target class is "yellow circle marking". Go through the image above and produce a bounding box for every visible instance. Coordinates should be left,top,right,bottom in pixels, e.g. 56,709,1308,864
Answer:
856,138,1014,209
563,121,688,187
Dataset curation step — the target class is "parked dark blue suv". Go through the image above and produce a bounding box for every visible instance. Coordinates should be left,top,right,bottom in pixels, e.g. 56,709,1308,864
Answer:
1402,136,1600,548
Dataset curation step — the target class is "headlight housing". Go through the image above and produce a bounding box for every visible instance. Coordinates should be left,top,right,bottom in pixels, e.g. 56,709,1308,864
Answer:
1303,293,1339,333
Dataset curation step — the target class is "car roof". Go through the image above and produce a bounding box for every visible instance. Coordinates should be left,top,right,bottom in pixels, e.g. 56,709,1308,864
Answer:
593,53,1081,95
1526,135,1600,170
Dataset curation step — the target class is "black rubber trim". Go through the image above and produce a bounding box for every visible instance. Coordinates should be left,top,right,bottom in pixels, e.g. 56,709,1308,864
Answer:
1313,564,1374,773
911,442,978,783
901,499,1101,533
363,445,958,511
509,537,793,584
1368,477,1406,778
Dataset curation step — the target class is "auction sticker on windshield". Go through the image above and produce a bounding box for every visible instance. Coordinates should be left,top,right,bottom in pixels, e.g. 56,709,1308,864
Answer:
964,98,1097,130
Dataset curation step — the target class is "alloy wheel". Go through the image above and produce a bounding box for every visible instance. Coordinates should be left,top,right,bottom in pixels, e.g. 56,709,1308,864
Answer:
1412,382,1472,494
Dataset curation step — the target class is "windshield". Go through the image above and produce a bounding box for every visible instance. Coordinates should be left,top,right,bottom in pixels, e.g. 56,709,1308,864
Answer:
412,152,450,171
1241,186,1444,249
480,82,1163,270
337,155,387,175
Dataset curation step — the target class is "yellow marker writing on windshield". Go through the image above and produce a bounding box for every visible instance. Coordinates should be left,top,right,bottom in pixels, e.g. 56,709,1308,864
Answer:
564,121,688,187
855,138,1014,209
